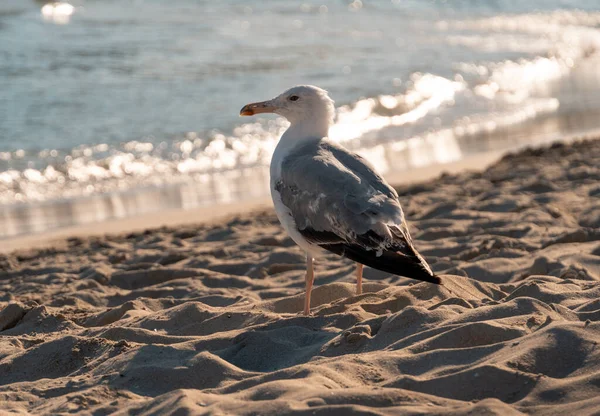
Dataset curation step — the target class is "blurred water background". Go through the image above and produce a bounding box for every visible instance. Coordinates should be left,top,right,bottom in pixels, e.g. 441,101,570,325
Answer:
2,0,600,238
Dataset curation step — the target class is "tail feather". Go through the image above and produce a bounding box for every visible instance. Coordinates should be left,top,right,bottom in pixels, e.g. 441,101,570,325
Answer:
297,224,440,284
321,242,441,284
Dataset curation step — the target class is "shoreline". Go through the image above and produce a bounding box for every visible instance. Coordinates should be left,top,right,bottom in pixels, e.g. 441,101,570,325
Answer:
0,149,504,254
4,122,600,254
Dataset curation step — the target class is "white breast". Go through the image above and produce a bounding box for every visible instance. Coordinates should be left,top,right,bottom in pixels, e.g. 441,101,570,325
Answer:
270,150,324,258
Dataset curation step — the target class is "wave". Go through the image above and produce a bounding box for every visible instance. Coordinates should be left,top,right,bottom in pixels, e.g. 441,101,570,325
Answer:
2,10,600,206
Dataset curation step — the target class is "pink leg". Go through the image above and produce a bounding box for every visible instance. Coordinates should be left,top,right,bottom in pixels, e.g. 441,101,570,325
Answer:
356,263,363,295
304,256,315,315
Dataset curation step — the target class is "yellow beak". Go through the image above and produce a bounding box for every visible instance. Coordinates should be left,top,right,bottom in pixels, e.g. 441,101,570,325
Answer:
240,100,277,116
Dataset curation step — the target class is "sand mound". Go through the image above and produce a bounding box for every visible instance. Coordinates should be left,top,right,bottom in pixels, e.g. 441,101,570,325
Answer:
1,139,600,414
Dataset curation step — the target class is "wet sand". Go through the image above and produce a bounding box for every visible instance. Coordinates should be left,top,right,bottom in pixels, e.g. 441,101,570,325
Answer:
0,149,504,253
1,138,599,415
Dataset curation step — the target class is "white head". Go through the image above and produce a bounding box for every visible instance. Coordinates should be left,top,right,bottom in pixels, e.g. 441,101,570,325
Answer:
240,85,335,127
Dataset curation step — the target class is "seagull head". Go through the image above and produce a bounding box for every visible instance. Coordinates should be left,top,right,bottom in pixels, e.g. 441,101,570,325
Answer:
240,85,335,126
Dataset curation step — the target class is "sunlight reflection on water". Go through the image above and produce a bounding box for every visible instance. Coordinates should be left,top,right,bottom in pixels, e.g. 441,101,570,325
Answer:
3,106,600,239
3,2,600,238
41,2,74,24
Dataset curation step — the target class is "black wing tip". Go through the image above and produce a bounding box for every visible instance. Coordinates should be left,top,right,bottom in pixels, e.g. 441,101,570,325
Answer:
314,235,442,285
411,270,441,285
430,273,442,285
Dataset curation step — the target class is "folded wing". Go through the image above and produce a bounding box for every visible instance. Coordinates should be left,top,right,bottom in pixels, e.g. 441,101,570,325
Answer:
276,139,440,284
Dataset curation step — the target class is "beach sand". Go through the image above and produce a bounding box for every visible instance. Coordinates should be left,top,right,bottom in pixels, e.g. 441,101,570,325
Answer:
1,138,599,415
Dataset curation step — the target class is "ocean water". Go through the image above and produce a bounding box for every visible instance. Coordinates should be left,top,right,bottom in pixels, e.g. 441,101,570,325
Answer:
2,0,600,237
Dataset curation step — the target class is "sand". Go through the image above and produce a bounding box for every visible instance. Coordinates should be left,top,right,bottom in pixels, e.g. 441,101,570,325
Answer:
1,138,600,415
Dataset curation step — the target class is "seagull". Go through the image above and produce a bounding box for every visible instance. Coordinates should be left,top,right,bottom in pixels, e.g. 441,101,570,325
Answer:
240,85,440,315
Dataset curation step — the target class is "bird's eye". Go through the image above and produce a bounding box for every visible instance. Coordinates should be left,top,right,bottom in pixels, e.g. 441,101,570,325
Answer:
289,95,299,101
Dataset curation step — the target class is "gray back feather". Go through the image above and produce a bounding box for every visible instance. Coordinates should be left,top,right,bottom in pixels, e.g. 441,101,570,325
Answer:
276,139,403,239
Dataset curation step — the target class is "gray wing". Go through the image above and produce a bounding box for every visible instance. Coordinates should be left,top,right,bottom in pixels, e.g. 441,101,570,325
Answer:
277,139,403,236
276,139,439,284
323,141,399,201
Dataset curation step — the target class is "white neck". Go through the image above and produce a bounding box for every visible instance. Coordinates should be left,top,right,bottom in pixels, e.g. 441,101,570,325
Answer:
270,117,330,180
283,115,330,141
